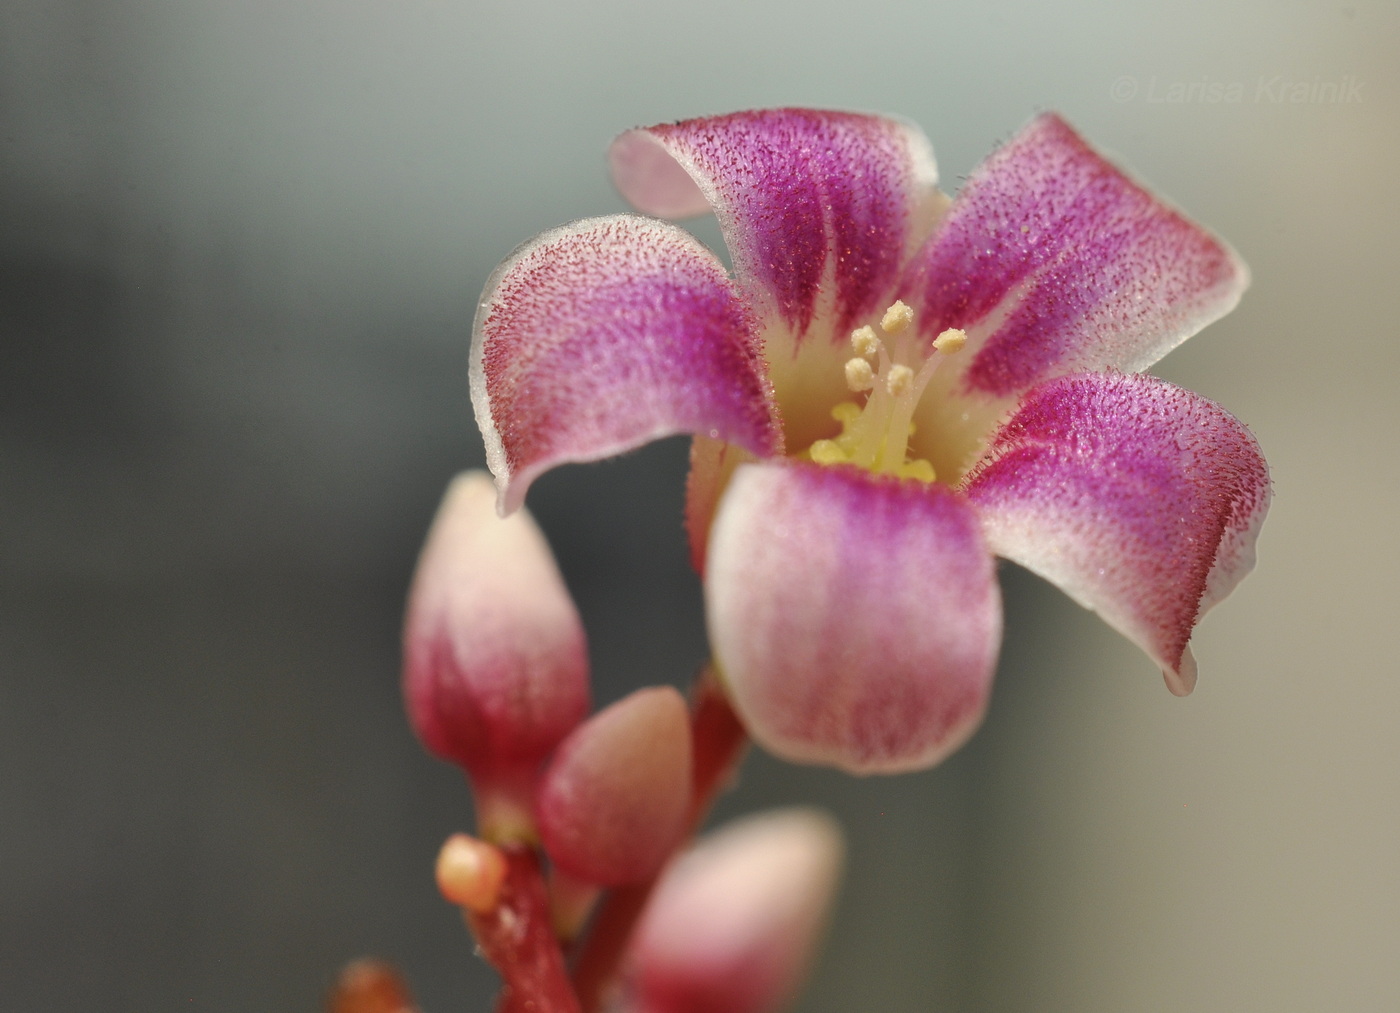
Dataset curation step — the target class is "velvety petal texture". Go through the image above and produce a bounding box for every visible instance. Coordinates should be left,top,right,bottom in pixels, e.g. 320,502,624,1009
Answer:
471,215,780,514
963,373,1271,695
610,109,942,339
402,474,590,824
905,113,1247,401
705,462,1002,774
625,808,844,1013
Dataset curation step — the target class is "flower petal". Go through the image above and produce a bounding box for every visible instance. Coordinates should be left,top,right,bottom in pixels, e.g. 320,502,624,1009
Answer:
625,808,844,1013
705,462,1001,774
471,215,780,513
610,109,944,340
962,373,1271,695
904,113,1247,400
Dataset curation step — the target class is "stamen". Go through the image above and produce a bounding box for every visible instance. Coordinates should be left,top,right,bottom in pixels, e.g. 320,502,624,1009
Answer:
933,327,967,354
808,439,847,465
831,402,861,426
880,300,914,335
807,303,944,483
898,459,936,483
844,357,875,392
850,325,880,359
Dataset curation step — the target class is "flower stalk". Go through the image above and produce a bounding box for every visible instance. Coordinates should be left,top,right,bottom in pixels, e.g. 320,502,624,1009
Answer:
465,846,581,1013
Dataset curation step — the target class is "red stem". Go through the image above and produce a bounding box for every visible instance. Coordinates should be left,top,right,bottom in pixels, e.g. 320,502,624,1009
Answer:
570,671,748,1013
468,846,581,1013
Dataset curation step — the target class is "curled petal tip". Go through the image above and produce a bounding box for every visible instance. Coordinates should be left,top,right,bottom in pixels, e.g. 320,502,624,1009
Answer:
1164,645,1198,697
609,129,713,219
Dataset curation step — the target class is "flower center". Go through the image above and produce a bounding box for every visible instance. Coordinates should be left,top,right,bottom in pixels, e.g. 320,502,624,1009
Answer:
803,301,966,483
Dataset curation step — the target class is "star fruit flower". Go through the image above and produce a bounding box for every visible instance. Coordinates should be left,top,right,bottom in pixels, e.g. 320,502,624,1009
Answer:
470,108,1271,776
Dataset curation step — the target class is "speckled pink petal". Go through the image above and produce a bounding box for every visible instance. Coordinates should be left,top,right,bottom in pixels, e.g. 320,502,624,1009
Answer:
471,215,780,514
625,808,844,1013
610,109,943,340
402,473,590,834
705,462,1001,774
904,113,1247,400
962,373,1271,695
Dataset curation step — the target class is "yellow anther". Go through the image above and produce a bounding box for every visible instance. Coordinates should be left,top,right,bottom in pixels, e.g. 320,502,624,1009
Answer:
808,439,848,466
844,357,875,392
880,300,914,335
933,327,967,354
898,459,937,483
850,325,880,359
831,401,861,425
886,364,914,397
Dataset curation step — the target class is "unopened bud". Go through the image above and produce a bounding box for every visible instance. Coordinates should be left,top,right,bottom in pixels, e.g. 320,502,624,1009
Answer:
625,809,845,1013
402,472,590,839
537,686,692,886
435,833,509,913
327,959,418,1013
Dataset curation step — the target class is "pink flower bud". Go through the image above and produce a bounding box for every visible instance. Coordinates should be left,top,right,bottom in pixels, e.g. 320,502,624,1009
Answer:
537,686,692,886
624,808,844,1013
402,472,590,836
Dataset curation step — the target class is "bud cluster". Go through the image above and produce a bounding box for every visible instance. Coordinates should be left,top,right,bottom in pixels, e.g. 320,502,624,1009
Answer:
391,473,843,1013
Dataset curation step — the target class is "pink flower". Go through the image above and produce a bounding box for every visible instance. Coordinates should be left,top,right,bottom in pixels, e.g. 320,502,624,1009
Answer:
470,109,1270,775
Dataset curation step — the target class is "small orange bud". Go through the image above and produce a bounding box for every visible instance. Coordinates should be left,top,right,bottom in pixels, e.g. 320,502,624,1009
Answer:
435,833,509,914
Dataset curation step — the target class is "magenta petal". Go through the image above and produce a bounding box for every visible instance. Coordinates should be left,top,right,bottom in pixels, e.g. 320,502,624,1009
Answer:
963,373,1271,694
705,462,1001,774
906,113,1246,398
610,109,941,339
472,215,780,513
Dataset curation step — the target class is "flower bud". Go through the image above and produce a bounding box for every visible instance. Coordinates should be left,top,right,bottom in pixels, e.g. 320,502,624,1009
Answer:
403,472,590,837
435,833,509,914
624,808,844,1013
537,686,692,886
327,959,417,1013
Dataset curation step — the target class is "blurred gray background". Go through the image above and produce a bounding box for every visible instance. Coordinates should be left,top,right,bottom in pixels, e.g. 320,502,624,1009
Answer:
3,1,1396,1010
